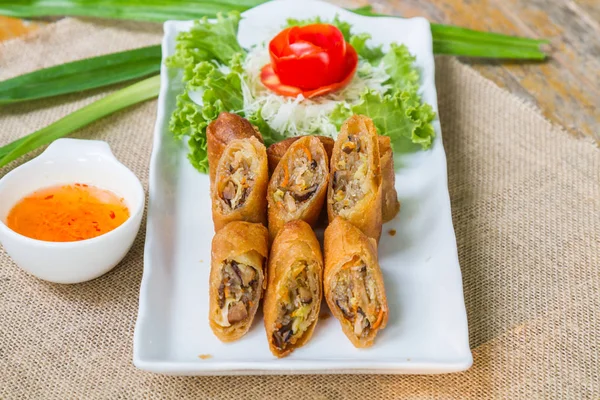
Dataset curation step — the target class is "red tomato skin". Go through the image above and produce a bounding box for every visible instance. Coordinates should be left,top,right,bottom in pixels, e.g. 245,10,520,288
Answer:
267,24,351,91
260,65,302,97
261,44,358,99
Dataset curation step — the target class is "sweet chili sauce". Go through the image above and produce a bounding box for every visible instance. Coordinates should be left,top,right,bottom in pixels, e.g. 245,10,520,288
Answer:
6,183,129,242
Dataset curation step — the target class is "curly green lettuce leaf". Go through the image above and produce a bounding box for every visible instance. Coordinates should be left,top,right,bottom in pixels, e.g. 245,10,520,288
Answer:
247,109,286,146
285,16,322,29
349,33,384,64
330,102,353,130
351,90,435,152
166,12,244,82
169,51,246,173
169,90,210,172
167,12,246,173
188,54,245,113
382,43,420,93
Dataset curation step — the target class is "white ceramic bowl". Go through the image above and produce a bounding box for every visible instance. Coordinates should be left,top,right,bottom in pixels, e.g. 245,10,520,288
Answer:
0,139,145,284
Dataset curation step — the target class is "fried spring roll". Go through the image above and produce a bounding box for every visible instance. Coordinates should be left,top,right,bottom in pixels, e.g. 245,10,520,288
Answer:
267,136,329,241
267,136,334,174
328,115,382,241
207,112,264,188
209,221,269,342
263,220,323,357
269,135,399,224
211,137,268,231
378,136,400,222
324,217,388,348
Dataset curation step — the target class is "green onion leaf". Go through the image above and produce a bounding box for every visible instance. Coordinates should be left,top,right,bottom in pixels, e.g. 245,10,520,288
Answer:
349,5,548,59
0,75,160,168
430,24,549,48
0,0,266,22
432,39,546,59
0,45,161,105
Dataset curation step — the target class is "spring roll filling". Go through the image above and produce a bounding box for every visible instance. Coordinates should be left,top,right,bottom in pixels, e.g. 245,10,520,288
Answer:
331,258,383,338
332,135,370,214
216,259,259,327
218,149,256,211
272,261,319,350
272,147,324,213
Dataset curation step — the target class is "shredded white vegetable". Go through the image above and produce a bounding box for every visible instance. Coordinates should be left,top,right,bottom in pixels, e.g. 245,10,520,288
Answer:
242,43,390,139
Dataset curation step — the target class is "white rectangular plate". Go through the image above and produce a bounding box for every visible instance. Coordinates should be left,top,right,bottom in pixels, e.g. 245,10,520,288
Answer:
134,0,472,375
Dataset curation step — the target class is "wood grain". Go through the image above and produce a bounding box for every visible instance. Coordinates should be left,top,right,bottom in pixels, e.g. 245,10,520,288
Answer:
1,2,598,141
364,0,600,141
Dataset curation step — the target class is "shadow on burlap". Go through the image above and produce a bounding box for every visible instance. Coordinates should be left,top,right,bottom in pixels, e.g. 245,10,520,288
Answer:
0,17,598,400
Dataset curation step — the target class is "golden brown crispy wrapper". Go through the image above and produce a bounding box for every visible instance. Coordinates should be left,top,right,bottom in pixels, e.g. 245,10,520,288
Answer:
267,136,334,174
378,136,400,222
267,136,329,241
263,220,323,357
207,112,263,188
328,115,382,241
209,221,269,342
324,217,389,348
211,137,268,231
267,134,399,225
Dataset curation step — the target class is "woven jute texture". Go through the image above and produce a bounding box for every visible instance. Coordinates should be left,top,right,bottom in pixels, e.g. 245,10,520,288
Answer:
1,17,599,400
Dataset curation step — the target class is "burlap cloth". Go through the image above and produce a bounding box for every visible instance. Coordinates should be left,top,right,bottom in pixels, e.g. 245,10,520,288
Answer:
0,17,598,400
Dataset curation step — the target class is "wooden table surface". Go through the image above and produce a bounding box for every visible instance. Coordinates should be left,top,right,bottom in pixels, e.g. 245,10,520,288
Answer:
375,0,599,142
1,1,598,142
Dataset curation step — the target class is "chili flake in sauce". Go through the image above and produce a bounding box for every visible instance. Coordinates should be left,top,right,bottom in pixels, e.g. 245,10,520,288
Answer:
6,183,129,242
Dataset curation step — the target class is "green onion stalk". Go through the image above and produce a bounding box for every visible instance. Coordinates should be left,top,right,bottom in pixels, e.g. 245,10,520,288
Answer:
0,76,160,168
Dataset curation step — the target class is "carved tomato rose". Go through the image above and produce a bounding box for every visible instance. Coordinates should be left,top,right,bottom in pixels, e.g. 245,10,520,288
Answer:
260,24,358,98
